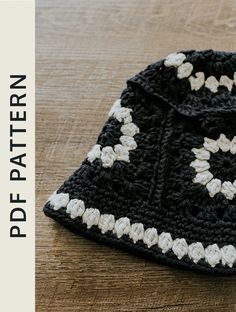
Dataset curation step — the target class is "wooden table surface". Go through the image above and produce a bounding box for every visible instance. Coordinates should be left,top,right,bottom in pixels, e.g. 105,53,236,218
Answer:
36,1,236,311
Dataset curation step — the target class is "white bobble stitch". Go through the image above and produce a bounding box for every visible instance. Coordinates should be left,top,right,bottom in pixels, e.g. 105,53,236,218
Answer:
221,181,236,200
108,99,121,117
143,228,158,248
219,75,233,91
114,144,130,162
113,107,132,124
221,245,236,268
164,52,186,67
191,147,210,160
177,62,193,79
66,199,85,219
101,146,117,168
205,244,221,267
158,232,173,254
87,144,101,163
49,192,70,211
188,242,205,263
82,208,100,229
120,135,137,151
230,136,236,155
217,134,231,152
203,137,219,153
113,217,131,238
172,238,188,260
193,170,213,185
206,179,222,198
205,76,219,93
190,159,210,172
189,72,205,91
121,123,139,137
98,214,115,234
129,223,144,243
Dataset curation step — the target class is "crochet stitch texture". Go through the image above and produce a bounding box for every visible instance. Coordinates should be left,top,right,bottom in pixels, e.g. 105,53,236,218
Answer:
44,50,236,274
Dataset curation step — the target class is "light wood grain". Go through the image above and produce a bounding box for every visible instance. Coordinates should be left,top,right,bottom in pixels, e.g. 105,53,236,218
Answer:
36,1,236,311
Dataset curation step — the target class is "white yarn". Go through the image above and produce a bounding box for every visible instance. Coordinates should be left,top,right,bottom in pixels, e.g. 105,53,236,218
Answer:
204,244,221,268
48,193,236,268
82,208,100,229
108,99,121,117
158,232,173,254
119,135,137,151
221,181,236,200
188,242,205,263
164,52,236,93
205,76,219,93
87,99,139,167
87,144,101,163
143,228,158,248
113,217,131,238
190,159,210,172
192,134,236,200
217,134,230,152
113,107,132,124
221,245,236,268
172,238,188,260
191,147,210,160
230,137,236,155
164,52,186,67
101,146,117,168
129,223,144,243
219,75,233,91
49,192,70,211
191,74,235,93
203,137,219,153
121,123,139,137
98,214,115,234
193,170,213,185
189,72,205,91
206,179,222,198
66,199,85,219
177,62,193,79
114,144,130,162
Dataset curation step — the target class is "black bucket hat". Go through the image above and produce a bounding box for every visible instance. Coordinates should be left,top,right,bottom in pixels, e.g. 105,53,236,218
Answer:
43,50,236,274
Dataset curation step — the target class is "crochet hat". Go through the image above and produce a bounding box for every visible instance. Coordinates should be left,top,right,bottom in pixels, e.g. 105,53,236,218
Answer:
44,50,236,274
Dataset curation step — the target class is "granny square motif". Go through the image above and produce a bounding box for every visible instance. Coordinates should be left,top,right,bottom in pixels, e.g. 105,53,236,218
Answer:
44,50,236,274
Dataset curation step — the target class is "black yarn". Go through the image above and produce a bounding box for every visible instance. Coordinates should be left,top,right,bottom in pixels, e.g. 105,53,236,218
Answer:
43,50,236,274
